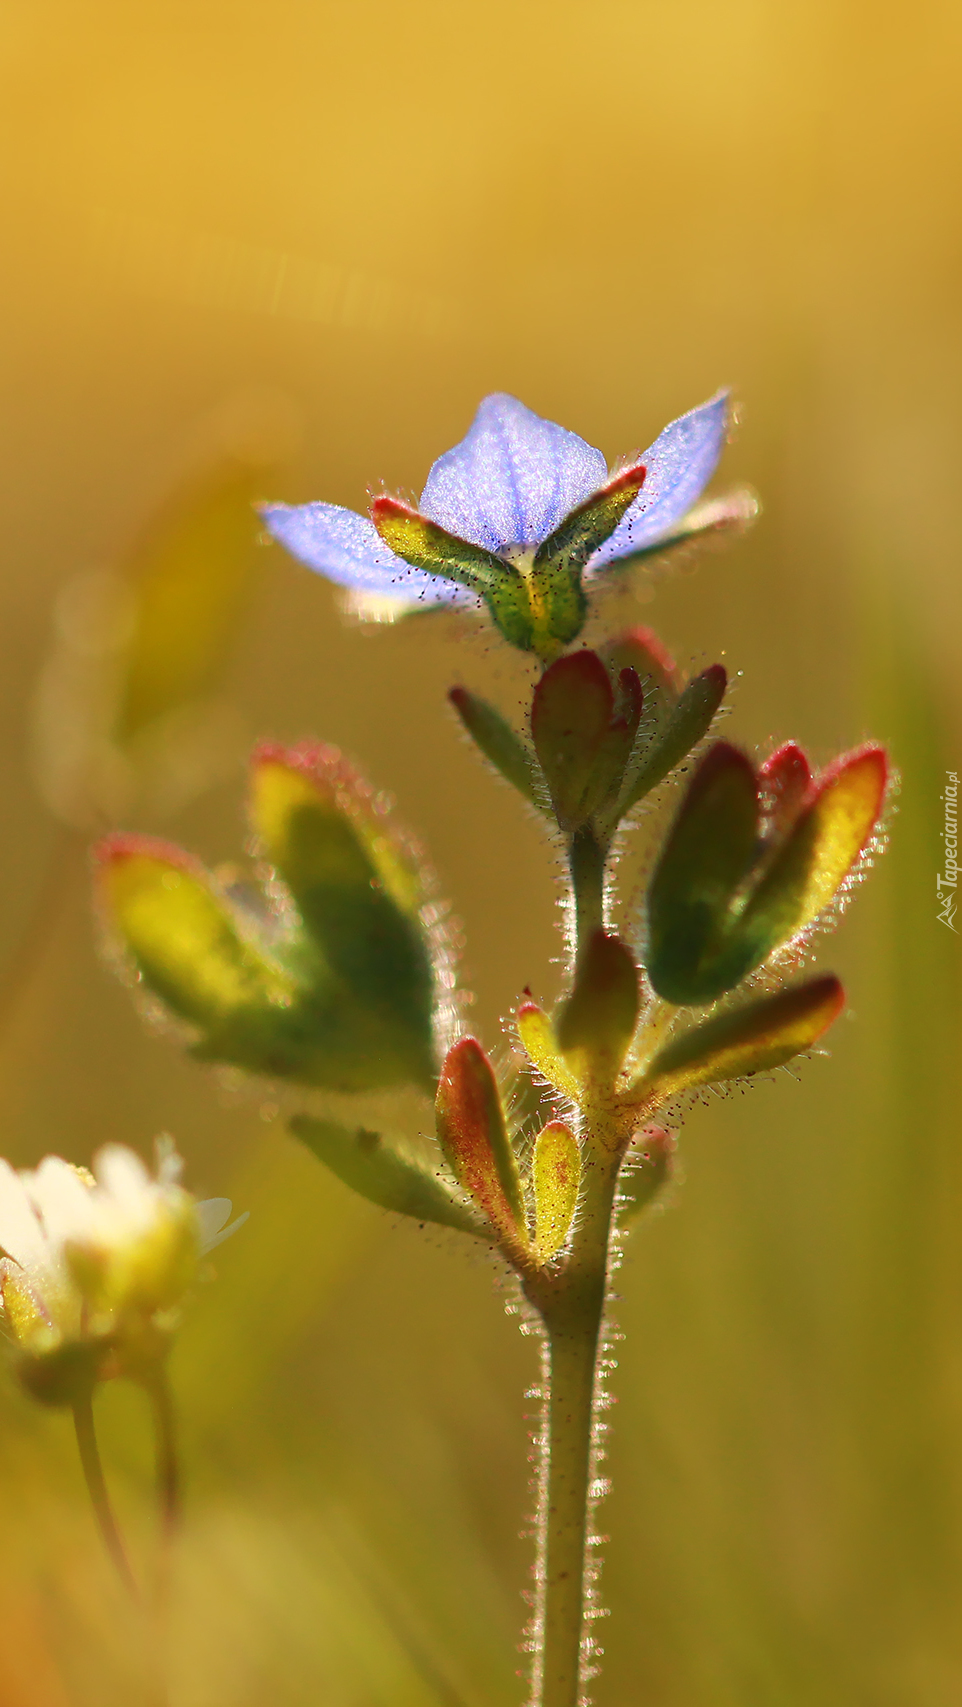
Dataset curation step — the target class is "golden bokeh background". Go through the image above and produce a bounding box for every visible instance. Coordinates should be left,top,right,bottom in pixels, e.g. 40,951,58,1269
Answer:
0,1,960,1702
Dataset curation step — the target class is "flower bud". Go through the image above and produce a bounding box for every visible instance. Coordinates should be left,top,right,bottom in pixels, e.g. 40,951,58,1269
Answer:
555,932,640,1087
530,651,642,831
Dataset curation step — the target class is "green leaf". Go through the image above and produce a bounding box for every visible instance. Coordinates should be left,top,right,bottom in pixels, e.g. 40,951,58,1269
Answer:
645,741,759,1005
448,687,542,807
517,1002,582,1101
611,664,727,824
597,626,681,727
115,458,268,742
249,746,438,1089
96,835,299,1048
631,975,845,1101
435,1038,527,1247
290,1115,487,1239
530,650,639,829
739,745,889,950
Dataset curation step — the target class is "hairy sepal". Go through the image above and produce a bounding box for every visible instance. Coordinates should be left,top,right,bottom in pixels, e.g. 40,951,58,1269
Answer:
372,497,535,651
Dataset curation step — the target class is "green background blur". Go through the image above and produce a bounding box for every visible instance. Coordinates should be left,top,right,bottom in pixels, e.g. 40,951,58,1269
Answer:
0,2,960,1702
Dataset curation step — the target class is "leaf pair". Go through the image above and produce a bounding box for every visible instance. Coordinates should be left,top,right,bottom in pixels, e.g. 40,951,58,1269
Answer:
97,745,442,1093
435,1039,581,1264
646,741,889,1005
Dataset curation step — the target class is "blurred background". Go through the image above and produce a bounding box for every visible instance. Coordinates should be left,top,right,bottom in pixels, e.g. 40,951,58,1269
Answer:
0,1,960,1702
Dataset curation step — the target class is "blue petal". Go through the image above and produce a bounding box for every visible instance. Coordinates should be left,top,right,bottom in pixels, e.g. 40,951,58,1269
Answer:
262,501,467,607
587,390,731,572
419,394,607,555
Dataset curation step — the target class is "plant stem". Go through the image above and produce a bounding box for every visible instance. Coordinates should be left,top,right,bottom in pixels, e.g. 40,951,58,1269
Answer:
527,1141,620,1707
568,828,606,953
72,1392,139,1601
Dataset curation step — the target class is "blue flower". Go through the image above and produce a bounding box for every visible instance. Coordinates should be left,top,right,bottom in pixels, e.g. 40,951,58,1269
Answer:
262,390,754,658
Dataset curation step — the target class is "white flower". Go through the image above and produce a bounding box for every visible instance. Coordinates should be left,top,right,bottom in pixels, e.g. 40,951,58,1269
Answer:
0,1138,245,1397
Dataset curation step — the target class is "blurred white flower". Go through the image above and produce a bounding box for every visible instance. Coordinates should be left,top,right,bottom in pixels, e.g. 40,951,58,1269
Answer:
0,1138,245,1400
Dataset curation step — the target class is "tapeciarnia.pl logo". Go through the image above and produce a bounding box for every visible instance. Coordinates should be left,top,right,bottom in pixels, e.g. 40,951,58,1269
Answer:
937,770,959,933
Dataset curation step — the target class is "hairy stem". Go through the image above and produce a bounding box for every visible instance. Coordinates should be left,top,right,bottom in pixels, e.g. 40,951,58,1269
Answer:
568,829,607,953
527,1139,620,1707
72,1392,139,1600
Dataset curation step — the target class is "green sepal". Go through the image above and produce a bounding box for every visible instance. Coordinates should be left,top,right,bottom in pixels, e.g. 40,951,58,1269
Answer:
435,1037,527,1248
448,687,542,807
645,741,759,1005
617,1126,674,1225
526,463,647,658
290,1115,488,1240
534,463,648,578
631,974,845,1102
556,931,640,1084
371,497,535,652
608,664,727,829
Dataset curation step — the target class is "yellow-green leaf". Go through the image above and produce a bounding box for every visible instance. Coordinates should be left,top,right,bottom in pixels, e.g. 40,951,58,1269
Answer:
517,1003,581,1101
631,975,845,1102
533,1122,581,1260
